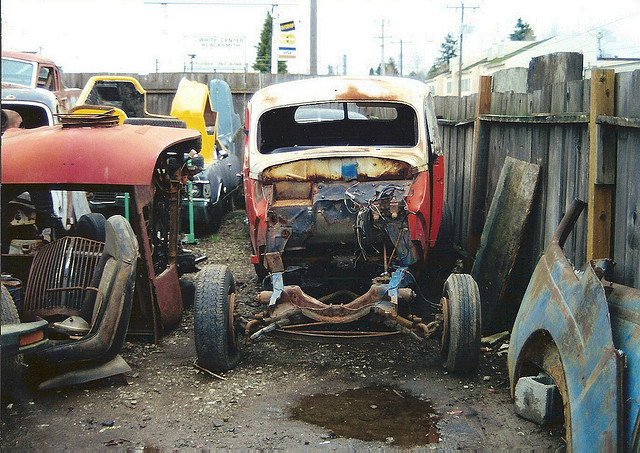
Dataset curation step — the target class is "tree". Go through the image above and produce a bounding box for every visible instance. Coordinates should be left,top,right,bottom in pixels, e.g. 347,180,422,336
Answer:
510,18,536,41
371,57,399,76
427,33,457,78
253,12,287,73
437,33,458,65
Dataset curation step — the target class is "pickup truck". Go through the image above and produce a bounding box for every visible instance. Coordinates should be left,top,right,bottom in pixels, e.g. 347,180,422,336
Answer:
2,51,80,114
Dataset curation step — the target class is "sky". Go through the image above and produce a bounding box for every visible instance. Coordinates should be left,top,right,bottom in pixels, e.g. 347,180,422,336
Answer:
2,0,640,76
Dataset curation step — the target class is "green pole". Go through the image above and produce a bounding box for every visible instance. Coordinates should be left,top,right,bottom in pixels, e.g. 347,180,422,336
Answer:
185,162,197,244
124,192,130,221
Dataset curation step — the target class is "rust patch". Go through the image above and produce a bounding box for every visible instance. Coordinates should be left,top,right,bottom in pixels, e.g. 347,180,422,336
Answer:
262,157,412,183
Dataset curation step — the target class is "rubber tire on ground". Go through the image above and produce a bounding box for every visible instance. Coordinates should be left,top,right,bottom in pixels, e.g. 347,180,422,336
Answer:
1,284,22,395
251,245,269,281
1,284,20,326
194,264,239,372
76,213,107,242
207,204,224,233
440,273,481,373
123,117,187,128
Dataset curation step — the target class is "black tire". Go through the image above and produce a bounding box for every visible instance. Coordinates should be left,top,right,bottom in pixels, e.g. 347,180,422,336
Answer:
208,205,224,233
440,273,481,373
76,213,107,242
194,264,239,372
251,245,269,281
123,117,187,128
2,284,22,397
1,284,20,325
179,278,196,308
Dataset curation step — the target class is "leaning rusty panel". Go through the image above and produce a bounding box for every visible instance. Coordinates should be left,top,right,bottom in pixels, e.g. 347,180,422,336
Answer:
261,157,413,183
508,200,622,452
153,265,183,328
1,125,200,186
22,237,104,320
607,284,640,452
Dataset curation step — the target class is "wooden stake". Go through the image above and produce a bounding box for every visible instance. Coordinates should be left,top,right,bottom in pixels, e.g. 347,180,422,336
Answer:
468,75,493,256
587,69,615,260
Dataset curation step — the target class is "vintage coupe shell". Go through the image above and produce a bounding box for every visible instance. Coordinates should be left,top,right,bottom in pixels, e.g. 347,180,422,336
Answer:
244,76,445,271
190,77,481,374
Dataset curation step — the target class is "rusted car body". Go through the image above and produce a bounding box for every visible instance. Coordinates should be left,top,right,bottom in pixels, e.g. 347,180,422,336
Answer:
74,76,242,230
1,116,202,349
508,200,640,452
2,86,58,130
2,51,80,113
201,76,481,374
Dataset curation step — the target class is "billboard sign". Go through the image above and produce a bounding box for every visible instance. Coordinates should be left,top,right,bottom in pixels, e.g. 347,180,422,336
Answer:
184,34,246,71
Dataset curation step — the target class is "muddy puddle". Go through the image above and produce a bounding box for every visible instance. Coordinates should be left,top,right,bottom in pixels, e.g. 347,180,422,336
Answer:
290,386,440,447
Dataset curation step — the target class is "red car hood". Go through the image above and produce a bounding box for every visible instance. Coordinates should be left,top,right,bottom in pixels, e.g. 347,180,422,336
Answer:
1,124,200,186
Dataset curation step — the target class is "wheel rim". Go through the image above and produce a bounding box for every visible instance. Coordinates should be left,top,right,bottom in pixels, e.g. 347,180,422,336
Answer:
227,291,237,349
440,295,450,360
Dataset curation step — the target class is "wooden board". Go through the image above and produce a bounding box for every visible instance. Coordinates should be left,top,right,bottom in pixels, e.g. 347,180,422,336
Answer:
471,157,541,332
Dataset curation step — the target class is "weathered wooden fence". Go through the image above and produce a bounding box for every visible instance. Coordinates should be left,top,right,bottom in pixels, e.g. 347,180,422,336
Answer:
435,69,640,289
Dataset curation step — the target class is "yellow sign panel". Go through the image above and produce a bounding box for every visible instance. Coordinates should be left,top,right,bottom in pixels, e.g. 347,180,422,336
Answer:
279,33,296,45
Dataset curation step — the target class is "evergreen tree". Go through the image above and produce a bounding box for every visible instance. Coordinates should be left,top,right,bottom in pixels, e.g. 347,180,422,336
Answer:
373,58,399,76
253,12,288,73
427,33,457,78
437,33,458,65
509,18,536,41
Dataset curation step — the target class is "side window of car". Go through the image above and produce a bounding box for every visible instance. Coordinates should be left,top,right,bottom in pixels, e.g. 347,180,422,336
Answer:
37,66,53,90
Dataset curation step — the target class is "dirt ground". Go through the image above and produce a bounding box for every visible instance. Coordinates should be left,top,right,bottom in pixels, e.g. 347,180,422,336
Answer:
1,211,564,450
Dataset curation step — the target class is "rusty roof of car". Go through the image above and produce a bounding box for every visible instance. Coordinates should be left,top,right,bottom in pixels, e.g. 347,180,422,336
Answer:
249,76,429,112
246,76,432,178
1,124,200,186
2,51,57,66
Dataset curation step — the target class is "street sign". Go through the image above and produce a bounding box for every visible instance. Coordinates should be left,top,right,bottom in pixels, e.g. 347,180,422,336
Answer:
278,20,296,60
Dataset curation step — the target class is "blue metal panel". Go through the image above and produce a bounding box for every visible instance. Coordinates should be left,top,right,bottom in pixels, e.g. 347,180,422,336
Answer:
608,285,640,451
508,200,622,451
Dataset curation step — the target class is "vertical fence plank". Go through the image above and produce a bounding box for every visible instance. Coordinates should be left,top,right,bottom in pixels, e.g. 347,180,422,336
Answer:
467,76,492,255
587,69,616,260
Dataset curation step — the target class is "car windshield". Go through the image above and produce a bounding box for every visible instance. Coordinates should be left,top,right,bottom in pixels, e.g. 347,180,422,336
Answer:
257,101,418,154
2,58,37,87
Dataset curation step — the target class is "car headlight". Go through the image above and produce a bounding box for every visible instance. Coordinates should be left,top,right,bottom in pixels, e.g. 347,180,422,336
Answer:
189,182,210,199
190,184,202,198
202,183,211,199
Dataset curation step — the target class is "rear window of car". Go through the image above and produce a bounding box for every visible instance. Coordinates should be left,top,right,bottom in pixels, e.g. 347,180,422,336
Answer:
257,101,417,154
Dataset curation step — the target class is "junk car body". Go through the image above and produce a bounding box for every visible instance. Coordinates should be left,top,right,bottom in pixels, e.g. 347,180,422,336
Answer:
1,115,202,388
192,76,482,374
2,51,80,113
73,76,241,229
2,86,58,131
508,200,640,452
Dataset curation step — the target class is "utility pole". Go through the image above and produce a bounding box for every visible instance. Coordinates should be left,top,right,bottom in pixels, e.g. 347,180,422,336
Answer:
189,54,196,72
394,38,411,77
271,5,278,74
447,2,478,96
343,54,347,75
376,20,388,75
310,0,317,75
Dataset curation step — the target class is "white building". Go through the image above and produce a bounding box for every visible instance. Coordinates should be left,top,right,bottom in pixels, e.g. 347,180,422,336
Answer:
426,33,640,95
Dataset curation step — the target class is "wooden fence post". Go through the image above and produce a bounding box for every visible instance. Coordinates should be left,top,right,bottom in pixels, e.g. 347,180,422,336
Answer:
468,75,492,256
587,69,615,260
